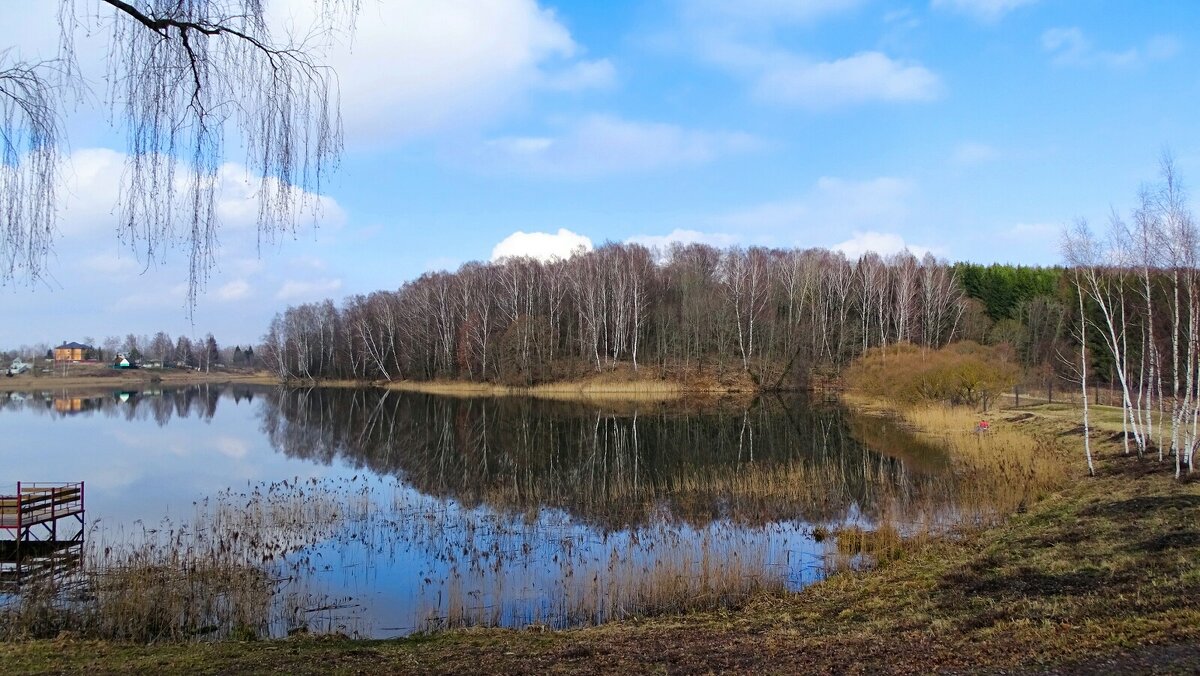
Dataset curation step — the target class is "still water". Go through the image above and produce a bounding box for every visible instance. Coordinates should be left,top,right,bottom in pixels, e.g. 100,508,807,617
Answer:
0,385,958,637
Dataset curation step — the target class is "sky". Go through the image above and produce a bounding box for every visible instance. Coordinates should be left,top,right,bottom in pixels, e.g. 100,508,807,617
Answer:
3,0,1200,348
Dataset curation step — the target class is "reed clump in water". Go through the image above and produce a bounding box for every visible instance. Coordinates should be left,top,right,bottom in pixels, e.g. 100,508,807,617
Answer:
0,478,374,642
419,520,798,632
833,523,907,565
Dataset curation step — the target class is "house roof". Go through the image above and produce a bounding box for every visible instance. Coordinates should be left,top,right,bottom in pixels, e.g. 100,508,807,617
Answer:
55,342,93,350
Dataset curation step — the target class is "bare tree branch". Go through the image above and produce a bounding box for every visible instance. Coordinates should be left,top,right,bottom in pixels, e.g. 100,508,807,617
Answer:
1,0,359,310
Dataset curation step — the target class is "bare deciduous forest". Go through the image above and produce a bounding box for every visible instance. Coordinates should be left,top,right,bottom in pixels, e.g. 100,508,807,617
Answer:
260,245,969,387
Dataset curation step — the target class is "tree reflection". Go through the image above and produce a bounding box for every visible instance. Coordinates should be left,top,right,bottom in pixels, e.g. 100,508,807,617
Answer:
257,388,961,529
0,385,258,425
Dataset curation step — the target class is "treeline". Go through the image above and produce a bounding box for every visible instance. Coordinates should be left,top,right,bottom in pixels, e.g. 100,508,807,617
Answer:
4,333,258,370
260,246,968,387
113,332,258,369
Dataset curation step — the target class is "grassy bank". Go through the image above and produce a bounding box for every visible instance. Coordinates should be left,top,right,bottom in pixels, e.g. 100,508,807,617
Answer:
4,402,1198,674
0,365,277,393
378,364,757,400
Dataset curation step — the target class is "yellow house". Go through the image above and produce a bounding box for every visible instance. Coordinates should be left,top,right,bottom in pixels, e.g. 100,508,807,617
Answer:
54,342,93,362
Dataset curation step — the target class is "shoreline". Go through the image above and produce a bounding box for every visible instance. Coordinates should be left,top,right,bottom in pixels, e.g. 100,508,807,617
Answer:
1,365,771,402
0,369,278,394
2,395,1197,672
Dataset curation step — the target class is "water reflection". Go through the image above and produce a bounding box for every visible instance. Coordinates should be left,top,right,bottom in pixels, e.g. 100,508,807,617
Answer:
1,385,968,637
259,388,957,529
0,385,256,424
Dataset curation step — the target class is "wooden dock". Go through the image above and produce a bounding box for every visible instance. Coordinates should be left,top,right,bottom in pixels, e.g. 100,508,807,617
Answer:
0,483,85,589
0,482,85,542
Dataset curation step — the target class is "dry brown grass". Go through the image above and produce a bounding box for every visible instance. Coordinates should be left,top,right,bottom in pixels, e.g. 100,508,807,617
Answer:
373,364,756,402
845,394,1071,515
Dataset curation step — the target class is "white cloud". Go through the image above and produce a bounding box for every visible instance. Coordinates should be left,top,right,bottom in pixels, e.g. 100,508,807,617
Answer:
271,0,613,142
214,165,346,232
833,231,933,259
931,0,1039,22
491,228,593,262
481,115,759,176
214,437,250,460
540,58,617,91
216,280,252,302
1042,28,1181,68
677,1,940,110
626,229,740,251
951,142,1001,166
754,52,941,108
276,278,343,301
3,2,614,144
53,148,344,242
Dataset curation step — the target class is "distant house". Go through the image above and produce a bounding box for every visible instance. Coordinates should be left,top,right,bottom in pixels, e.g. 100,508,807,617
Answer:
54,341,94,363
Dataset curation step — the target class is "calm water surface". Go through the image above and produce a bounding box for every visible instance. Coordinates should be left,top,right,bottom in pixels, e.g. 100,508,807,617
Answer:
0,385,957,636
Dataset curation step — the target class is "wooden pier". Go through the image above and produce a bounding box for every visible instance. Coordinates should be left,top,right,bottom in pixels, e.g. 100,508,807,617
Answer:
0,482,85,541
0,482,85,589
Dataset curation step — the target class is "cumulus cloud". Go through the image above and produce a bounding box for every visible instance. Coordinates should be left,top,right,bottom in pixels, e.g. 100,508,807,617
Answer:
481,115,759,176
540,58,618,91
753,52,941,108
54,148,344,240
931,0,1039,22
678,0,941,111
1042,27,1181,68
491,228,593,262
832,231,933,259
270,0,613,142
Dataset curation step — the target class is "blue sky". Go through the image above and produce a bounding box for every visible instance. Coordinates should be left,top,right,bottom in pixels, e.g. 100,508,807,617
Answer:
2,0,1199,348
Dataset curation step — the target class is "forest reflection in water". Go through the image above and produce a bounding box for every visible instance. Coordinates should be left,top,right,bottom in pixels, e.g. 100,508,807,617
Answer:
1,385,989,636
259,387,962,531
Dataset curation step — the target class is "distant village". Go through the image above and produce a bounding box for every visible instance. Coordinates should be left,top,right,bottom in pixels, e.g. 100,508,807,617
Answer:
4,333,260,375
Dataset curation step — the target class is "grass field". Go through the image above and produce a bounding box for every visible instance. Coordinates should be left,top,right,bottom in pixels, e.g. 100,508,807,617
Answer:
2,401,1198,674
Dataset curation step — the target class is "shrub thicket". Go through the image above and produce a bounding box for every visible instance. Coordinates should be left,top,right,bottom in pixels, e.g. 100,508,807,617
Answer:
846,342,1018,411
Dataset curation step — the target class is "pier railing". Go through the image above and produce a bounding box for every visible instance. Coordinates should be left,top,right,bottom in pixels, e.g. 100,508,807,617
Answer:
0,482,85,539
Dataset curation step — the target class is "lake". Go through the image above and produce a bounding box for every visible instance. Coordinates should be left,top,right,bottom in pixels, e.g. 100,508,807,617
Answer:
0,385,965,638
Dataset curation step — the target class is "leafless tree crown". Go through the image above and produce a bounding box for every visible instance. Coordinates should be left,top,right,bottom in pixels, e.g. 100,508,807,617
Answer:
2,0,358,305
